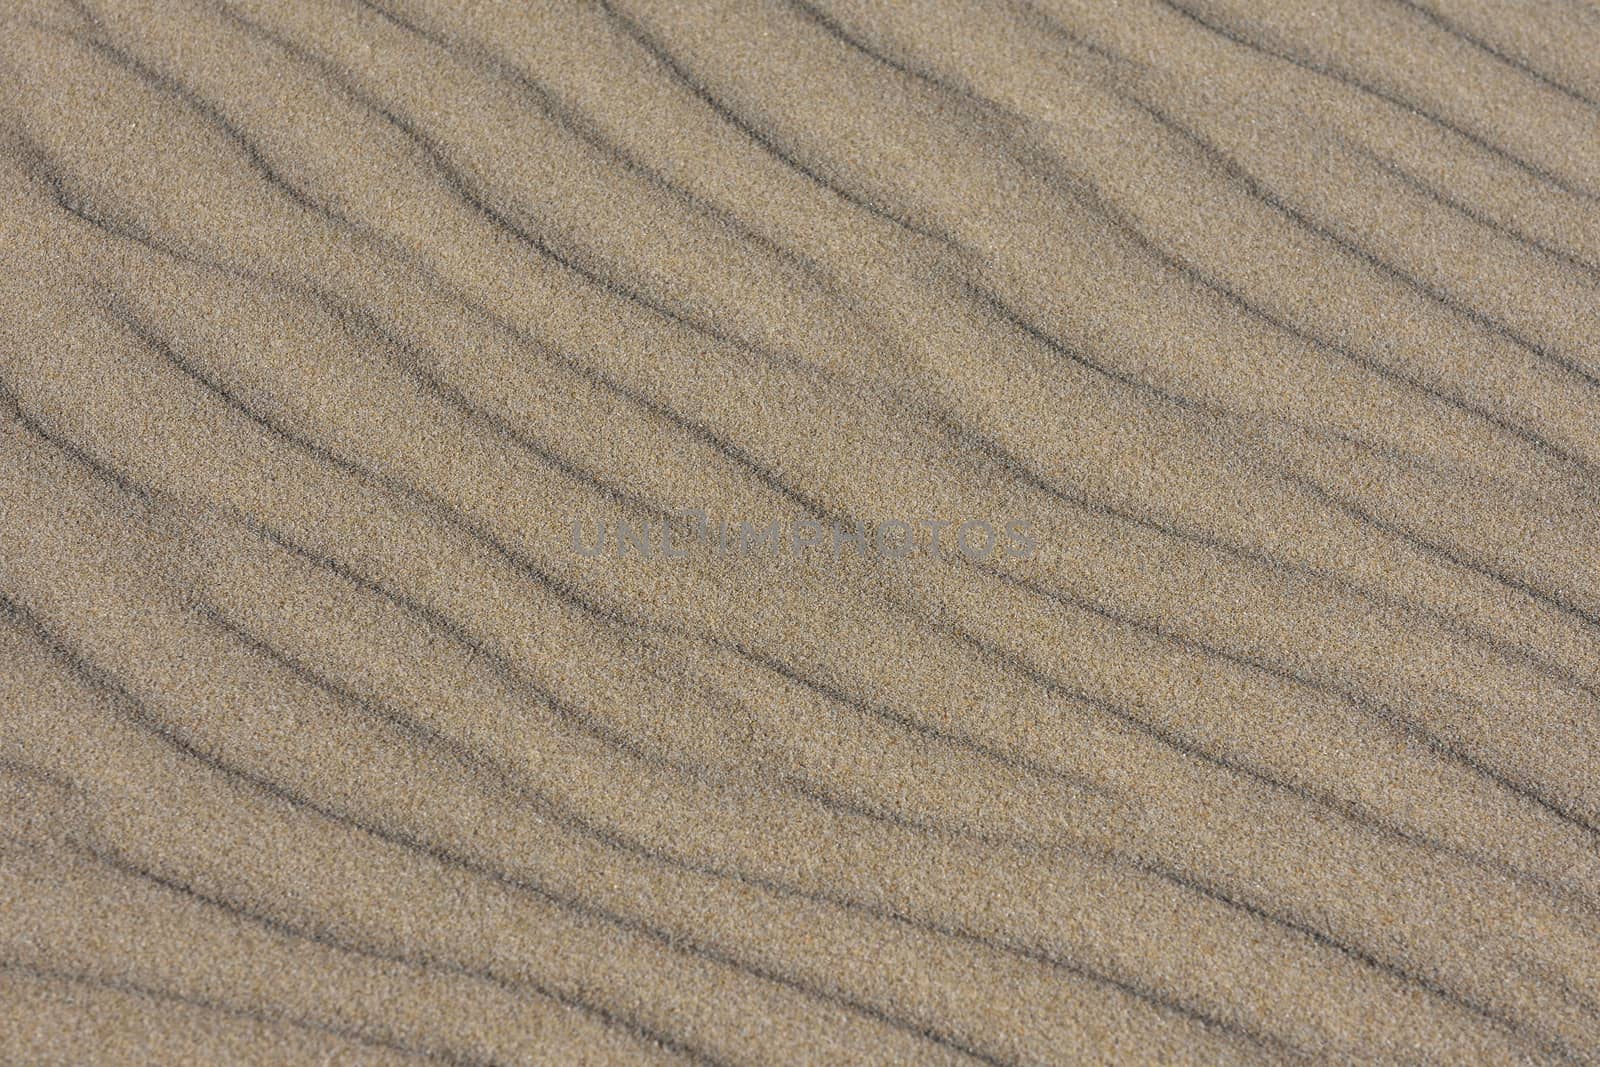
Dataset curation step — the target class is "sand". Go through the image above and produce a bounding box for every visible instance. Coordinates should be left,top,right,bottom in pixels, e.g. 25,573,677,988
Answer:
1,0,1598,1063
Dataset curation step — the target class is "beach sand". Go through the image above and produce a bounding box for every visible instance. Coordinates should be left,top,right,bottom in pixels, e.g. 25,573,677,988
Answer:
2,0,1598,1062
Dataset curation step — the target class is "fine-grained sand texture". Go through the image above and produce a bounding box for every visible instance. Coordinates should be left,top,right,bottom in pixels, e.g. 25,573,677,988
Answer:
2,0,1599,1063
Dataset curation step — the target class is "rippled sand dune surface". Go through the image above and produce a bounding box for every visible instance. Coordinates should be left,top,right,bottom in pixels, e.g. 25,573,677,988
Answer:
3,0,1599,1063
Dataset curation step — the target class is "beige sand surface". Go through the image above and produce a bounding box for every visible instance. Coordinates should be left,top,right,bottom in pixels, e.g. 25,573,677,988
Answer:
2,0,1598,1062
